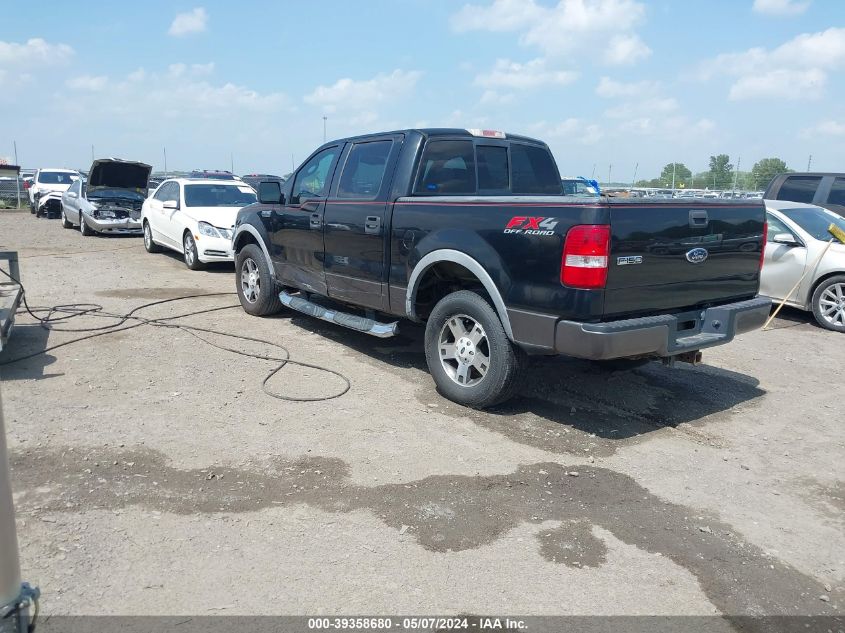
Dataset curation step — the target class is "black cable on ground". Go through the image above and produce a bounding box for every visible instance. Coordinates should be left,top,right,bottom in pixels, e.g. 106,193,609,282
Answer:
0,267,350,402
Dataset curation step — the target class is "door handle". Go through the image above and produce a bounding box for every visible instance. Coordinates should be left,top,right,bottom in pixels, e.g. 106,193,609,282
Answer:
365,215,381,235
310,213,322,229
689,209,708,228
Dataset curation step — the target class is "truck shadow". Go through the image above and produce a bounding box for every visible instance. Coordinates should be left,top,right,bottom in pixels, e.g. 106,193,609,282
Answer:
284,313,765,452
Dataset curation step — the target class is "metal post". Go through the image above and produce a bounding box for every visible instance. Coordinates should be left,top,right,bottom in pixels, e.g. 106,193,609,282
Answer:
0,385,38,633
12,143,20,210
631,162,638,188
163,147,168,178
323,116,327,143
671,163,676,192
807,154,812,172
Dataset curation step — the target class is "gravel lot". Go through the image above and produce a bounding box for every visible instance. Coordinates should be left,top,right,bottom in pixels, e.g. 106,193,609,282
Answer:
0,209,842,618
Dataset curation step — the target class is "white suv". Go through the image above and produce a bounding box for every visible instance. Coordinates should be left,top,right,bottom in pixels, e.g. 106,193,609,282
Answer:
141,178,257,270
29,168,80,215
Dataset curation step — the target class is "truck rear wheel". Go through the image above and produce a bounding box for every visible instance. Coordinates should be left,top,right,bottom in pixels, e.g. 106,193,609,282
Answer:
235,244,282,316
424,290,525,408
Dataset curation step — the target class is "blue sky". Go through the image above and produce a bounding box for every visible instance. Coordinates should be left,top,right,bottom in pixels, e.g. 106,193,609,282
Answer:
1,0,843,181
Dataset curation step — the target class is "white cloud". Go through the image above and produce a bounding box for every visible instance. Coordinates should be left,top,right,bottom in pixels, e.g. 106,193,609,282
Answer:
596,76,659,97
453,0,651,66
605,96,678,118
0,38,73,66
800,119,845,137
479,89,515,105
66,75,108,91
729,68,825,100
531,118,604,145
303,69,421,113
474,58,578,89
618,115,715,138
752,0,811,16
701,27,845,99
168,7,208,36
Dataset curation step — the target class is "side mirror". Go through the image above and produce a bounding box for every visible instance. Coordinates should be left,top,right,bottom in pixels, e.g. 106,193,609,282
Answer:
163,200,179,210
258,181,284,205
772,233,799,246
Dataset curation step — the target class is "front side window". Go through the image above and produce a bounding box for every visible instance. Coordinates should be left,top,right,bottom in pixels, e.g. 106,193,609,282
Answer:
766,215,793,242
292,147,339,203
414,140,476,195
777,176,822,204
477,145,509,191
511,144,561,195
69,179,81,195
184,184,257,207
153,182,172,201
337,140,393,199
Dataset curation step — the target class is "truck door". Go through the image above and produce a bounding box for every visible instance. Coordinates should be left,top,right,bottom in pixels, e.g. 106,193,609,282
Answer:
272,145,341,296
323,136,402,310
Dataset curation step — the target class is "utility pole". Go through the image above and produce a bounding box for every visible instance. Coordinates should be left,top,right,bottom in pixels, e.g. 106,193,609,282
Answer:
91,145,94,161
163,147,168,178
323,116,327,143
607,164,612,186
807,154,813,172
13,141,20,209
291,154,295,172
671,162,676,191
631,162,638,188
230,153,234,174
732,156,741,193
590,163,596,179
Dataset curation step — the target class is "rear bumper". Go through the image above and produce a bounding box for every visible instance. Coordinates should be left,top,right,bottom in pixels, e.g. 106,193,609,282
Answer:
509,296,771,360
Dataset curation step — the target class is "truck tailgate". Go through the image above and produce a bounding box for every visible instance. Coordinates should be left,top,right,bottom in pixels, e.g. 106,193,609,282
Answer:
604,200,765,318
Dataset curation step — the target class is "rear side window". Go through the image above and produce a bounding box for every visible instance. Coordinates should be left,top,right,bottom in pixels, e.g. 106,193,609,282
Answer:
511,144,561,194
477,145,509,191
415,140,476,195
776,176,822,204
338,140,392,199
828,178,845,206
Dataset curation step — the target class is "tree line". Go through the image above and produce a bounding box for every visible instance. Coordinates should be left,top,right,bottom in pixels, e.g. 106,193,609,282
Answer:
634,156,790,191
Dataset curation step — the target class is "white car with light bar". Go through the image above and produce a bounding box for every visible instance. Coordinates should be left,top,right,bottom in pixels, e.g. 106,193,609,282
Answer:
141,178,257,270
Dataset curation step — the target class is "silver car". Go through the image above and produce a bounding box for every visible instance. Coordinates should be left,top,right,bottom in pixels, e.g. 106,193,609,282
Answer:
60,159,151,236
762,200,845,332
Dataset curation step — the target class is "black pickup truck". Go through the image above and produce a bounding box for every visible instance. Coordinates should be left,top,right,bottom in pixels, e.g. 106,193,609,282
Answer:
232,129,770,407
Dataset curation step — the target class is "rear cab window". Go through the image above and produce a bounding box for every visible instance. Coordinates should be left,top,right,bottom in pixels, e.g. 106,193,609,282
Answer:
776,176,823,204
412,136,560,196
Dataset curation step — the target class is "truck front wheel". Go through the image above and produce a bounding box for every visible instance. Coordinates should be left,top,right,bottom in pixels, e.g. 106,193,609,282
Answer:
424,290,525,408
235,244,282,316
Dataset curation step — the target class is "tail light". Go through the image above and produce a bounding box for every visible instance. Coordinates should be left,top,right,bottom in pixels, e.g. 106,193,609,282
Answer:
562,224,611,289
759,221,767,270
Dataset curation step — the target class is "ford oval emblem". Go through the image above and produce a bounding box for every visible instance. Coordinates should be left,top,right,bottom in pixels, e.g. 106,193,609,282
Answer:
686,247,709,264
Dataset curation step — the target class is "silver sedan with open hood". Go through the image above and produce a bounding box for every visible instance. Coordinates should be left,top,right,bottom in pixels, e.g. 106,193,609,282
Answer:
60,158,151,236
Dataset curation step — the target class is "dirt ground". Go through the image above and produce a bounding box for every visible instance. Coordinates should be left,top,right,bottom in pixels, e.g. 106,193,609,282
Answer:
0,209,842,619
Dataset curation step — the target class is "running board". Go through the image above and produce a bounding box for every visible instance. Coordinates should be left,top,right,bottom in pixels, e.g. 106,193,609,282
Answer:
279,291,398,338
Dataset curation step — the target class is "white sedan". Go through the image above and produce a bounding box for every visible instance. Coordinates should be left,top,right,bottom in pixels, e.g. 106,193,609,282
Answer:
141,178,257,270
762,200,845,332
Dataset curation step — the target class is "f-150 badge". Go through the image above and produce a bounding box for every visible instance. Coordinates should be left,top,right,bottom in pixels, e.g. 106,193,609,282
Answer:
617,256,643,265
503,216,558,236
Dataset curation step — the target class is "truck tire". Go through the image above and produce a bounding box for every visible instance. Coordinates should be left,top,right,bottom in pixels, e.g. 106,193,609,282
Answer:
424,290,525,408
235,244,282,316
811,275,845,332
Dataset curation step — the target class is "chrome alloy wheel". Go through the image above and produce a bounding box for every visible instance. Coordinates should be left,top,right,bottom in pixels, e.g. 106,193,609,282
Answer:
438,314,490,387
819,282,845,327
184,233,196,266
240,257,260,304
144,223,152,249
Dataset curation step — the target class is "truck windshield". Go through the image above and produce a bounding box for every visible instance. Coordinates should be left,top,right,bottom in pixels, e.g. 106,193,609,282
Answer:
184,184,257,207
780,206,845,242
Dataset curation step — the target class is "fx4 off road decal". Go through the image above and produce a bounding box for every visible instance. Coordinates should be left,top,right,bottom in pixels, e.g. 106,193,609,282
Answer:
503,216,558,236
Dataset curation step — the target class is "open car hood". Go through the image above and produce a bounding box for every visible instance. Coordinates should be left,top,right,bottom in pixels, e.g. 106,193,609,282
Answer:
87,159,151,194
